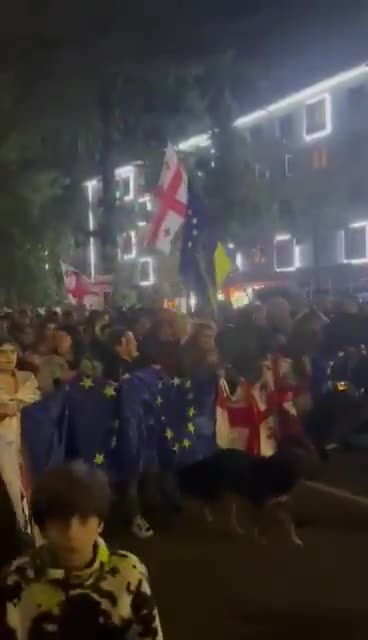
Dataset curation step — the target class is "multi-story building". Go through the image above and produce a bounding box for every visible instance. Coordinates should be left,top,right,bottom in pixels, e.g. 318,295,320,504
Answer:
77,162,184,306
78,61,368,306
178,61,368,293
75,163,155,304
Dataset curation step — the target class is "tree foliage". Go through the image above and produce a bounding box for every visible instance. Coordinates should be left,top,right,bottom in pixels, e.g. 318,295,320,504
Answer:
181,53,275,250
0,119,73,305
0,4,271,303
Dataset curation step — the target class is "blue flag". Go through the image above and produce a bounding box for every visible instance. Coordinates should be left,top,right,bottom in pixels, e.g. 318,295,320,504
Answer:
21,387,69,479
179,189,232,311
66,376,120,478
154,373,219,470
114,368,163,481
22,369,219,484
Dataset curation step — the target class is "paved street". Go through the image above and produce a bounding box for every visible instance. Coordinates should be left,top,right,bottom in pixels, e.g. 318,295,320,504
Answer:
122,452,368,640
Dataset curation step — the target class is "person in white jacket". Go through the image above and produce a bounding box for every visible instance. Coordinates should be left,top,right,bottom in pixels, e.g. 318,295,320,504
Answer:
0,338,40,531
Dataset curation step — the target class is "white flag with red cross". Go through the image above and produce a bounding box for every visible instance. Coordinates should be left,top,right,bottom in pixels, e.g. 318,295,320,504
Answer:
146,143,188,254
60,262,98,301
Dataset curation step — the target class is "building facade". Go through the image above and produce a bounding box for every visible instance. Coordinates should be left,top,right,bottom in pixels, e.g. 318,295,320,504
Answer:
77,163,185,306
179,61,368,292
78,61,368,304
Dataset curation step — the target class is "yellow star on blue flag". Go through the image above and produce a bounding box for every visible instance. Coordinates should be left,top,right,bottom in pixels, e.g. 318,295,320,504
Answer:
172,377,181,386
187,406,196,418
103,384,116,398
94,453,105,465
165,428,174,441
182,438,191,449
184,380,192,389
172,443,180,453
187,422,196,434
80,377,94,390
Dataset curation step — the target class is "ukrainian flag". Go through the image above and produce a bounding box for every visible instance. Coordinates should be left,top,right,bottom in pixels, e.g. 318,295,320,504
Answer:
179,189,232,312
214,242,232,289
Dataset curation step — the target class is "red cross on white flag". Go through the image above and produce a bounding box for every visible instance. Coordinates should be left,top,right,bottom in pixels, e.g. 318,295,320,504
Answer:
146,143,188,255
60,262,98,301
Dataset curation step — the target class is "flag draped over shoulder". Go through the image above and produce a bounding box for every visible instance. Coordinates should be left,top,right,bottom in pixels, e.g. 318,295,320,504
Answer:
66,376,120,475
146,143,188,255
179,189,232,311
21,388,69,479
155,374,219,470
21,369,219,483
115,368,164,481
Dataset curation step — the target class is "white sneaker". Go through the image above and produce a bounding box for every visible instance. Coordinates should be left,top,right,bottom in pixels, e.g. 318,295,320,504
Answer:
131,515,154,539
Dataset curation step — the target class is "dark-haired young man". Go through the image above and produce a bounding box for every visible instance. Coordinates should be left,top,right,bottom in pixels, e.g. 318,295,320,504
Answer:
0,463,162,640
103,327,154,539
103,326,139,383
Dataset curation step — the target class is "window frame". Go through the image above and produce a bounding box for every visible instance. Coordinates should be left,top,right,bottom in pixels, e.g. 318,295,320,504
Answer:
274,234,298,272
343,222,368,264
139,257,154,286
304,93,332,142
122,231,137,260
285,154,294,176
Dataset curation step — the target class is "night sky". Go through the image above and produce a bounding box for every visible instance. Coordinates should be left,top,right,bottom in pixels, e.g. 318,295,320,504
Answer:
1,1,368,117
1,1,367,46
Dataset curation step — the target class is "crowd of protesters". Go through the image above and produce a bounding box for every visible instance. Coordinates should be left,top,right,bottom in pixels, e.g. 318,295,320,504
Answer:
0,291,368,638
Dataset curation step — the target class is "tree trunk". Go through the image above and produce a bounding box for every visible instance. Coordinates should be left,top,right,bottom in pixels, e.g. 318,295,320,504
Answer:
98,72,117,278
311,211,322,291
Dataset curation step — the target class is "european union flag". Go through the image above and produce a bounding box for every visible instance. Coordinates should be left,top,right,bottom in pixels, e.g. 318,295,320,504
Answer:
66,376,120,477
179,189,232,311
115,368,163,481
22,369,220,485
21,387,69,479
132,367,166,468
155,374,219,470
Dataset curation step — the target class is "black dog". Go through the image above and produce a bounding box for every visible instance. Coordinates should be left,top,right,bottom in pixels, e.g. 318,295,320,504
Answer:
178,444,308,545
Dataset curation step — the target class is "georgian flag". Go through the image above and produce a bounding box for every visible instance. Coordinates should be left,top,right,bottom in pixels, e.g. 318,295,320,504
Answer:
216,378,276,457
60,262,98,301
146,143,188,255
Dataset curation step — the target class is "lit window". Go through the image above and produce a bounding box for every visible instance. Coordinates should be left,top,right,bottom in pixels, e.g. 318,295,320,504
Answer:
285,154,294,176
115,165,135,201
304,94,332,141
274,235,297,272
139,258,154,286
121,177,132,200
312,147,328,170
122,231,136,260
343,222,368,263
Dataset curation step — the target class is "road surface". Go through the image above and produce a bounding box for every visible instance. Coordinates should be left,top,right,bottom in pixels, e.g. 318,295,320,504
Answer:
113,452,368,640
